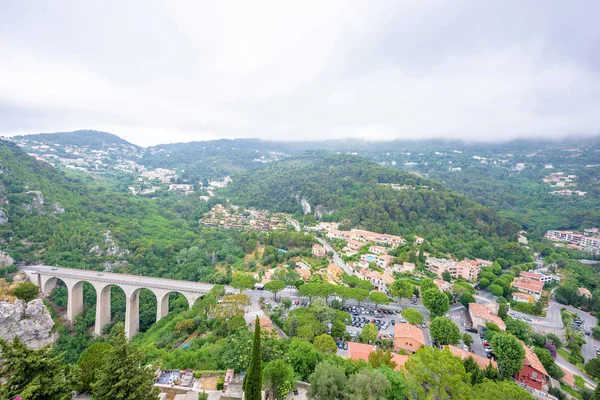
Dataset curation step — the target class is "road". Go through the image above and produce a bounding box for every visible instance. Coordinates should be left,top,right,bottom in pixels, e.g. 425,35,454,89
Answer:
315,237,354,276
559,303,600,362
556,355,597,389
287,216,354,277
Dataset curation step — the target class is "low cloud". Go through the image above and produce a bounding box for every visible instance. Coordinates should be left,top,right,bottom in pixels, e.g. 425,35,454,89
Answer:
1,1,599,145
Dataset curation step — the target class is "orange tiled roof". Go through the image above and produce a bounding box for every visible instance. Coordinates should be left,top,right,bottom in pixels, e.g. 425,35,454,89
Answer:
521,342,548,377
394,323,425,346
468,303,506,330
347,342,407,371
447,345,497,369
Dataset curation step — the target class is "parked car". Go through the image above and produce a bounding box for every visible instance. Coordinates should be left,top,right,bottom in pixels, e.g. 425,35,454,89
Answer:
465,327,478,333
391,319,396,325
343,342,348,350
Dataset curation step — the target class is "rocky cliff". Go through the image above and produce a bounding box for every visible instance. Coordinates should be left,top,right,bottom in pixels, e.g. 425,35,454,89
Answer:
0,298,56,349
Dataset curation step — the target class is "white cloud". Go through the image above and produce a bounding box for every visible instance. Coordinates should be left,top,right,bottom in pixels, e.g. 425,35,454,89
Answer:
0,0,599,145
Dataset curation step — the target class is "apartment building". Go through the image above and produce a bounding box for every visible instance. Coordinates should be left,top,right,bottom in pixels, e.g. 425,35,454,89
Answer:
426,258,483,281
512,278,544,301
520,271,553,284
545,230,600,250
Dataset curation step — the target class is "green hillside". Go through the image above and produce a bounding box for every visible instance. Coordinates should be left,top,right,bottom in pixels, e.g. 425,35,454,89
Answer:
0,140,220,278
223,154,525,261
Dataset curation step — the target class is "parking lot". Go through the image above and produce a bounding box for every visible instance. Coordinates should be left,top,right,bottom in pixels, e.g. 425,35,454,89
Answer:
343,305,405,341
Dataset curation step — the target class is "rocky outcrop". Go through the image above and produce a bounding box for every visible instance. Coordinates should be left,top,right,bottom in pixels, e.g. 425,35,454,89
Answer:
0,251,14,267
22,190,45,213
0,298,56,349
0,209,7,225
301,198,311,215
52,202,65,214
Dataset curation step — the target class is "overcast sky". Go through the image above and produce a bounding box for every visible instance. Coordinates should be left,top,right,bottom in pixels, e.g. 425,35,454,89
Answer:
1,1,599,146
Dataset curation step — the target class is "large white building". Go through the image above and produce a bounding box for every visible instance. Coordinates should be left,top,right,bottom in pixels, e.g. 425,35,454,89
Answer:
545,230,600,250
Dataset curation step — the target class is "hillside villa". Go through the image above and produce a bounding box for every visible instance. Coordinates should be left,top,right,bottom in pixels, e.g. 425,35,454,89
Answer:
360,253,395,270
312,244,327,258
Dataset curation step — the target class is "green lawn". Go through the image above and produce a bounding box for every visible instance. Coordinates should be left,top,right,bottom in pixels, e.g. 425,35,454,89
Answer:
557,348,587,373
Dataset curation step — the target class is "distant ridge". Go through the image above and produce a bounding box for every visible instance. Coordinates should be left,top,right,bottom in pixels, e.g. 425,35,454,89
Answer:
14,130,137,148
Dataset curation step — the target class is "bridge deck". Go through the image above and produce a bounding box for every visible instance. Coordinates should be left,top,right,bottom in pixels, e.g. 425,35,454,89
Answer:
20,265,216,293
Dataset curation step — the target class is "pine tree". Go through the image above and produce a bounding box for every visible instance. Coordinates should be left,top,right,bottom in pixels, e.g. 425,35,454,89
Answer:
243,316,262,400
0,337,75,400
92,324,160,400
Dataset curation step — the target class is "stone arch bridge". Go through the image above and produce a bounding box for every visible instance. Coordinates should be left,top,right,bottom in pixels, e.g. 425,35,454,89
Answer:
21,265,220,338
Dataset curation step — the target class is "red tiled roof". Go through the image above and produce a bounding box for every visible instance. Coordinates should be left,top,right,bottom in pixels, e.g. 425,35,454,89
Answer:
513,279,543,293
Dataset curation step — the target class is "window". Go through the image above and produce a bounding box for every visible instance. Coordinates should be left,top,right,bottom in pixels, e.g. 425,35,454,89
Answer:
531,372,537,379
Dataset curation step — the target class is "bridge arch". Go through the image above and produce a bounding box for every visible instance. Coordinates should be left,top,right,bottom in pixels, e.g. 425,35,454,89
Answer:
30,267,216,338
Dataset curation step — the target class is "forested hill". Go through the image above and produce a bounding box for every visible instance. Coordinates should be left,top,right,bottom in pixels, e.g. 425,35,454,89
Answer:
223,155,524,260
13,130,136,149
0,140,213,274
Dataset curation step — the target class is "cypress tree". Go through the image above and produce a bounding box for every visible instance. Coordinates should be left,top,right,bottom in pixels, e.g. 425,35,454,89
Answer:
243,316,262,400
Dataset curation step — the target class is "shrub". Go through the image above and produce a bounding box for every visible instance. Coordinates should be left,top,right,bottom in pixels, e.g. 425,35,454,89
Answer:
216,376,225,390
12,282,39,302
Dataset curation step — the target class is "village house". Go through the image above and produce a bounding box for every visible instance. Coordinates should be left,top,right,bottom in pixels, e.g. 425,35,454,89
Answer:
360,253,394,270
414,236,425,245
512,278,544,301
346,342,407,371
394,323,425,354
295,263,312,281
512,292,533,303
369,245,387,255
393,262,416,274
515,343,549,392
312,244,327,258
361,268,395,293
468,303,506,330
326,263,344,280
346,240,363,251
